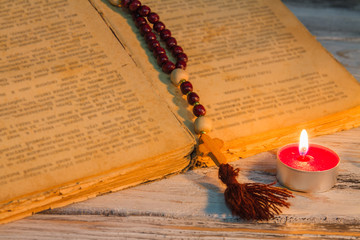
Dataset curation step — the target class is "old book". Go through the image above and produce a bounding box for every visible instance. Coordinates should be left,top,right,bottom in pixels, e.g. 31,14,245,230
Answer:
1,0,359,224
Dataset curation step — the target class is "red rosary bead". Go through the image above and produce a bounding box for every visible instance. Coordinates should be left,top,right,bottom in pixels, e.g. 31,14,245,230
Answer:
193,104,206,117
144,32,157,43
147,12,159,23
153,46,166,57
176,52,188,63
176,60,186,70
137,5,150,16
162,61,175,74
180,81,193,95
187,92,200,105
172,45,183,56
166,37,177,49
153,22,165,32
134,16,146,28
160,29,171,41
157,53,168,66
140,24,152,35
148,40,160,50
129,0,141,12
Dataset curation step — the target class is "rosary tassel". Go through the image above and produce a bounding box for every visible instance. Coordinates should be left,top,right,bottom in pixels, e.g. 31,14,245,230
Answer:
200,134,294,221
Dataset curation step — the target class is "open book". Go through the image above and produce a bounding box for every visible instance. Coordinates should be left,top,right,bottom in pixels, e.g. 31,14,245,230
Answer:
1,0,359,224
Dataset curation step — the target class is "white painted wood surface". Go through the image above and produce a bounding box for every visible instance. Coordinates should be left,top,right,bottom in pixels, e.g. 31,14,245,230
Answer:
1,1,360,239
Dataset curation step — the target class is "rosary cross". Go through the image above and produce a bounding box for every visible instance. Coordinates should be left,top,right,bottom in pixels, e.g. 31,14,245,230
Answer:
198,134,227,166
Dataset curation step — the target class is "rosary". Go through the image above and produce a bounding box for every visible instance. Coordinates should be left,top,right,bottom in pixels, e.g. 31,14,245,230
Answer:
109,0,293,221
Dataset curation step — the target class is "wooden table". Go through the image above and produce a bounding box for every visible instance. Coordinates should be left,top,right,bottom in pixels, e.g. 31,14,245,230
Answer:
1,1,359,239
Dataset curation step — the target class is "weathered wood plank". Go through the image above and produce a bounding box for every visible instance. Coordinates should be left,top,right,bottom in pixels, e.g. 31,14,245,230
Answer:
1,214,360,240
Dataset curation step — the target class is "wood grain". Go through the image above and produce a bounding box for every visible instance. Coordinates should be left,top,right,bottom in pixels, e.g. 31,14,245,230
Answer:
1,214,360,239
0,1,359,239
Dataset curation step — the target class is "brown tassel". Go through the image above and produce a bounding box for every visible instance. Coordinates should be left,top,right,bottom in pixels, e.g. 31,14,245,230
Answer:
199,134,293,221
218,163,293,220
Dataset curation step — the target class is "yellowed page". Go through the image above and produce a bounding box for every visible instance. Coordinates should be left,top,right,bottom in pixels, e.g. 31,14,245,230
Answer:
94,0,360,144
0,0,194,204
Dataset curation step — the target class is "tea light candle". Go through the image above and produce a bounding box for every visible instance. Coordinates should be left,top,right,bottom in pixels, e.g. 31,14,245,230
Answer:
276,130,340,192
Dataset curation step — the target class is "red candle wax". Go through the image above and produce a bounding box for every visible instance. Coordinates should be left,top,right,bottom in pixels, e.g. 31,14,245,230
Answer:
278,143,339,171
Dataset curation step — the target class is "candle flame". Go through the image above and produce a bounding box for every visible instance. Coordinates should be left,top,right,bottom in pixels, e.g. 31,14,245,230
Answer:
299,129,309,156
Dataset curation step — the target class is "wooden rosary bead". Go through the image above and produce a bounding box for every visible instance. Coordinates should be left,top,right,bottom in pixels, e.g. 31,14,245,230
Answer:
194,116,212,134
170,68,189,86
